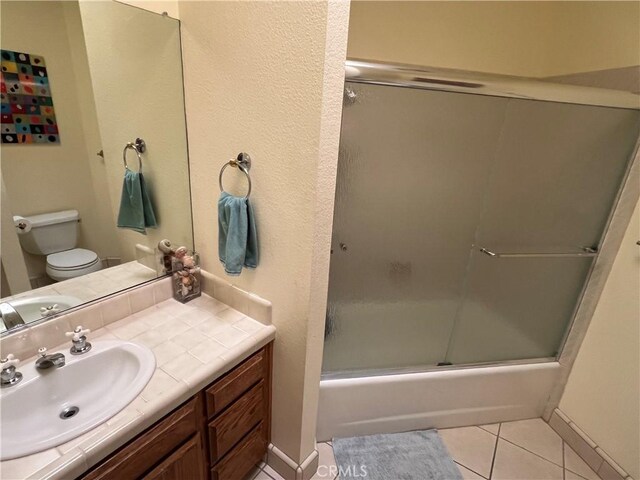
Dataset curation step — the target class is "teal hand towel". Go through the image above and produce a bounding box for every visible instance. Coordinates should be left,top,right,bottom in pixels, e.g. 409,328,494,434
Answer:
218,192,258,276
117,170,158,234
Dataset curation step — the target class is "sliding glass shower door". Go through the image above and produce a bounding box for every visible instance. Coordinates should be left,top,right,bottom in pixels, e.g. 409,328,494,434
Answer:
322,81,639,375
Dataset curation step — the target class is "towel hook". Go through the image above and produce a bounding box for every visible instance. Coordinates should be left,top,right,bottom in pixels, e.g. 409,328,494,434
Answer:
122,138,146,172
219,152,252,199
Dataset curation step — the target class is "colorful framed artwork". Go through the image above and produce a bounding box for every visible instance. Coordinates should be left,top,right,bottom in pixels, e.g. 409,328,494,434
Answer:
1,50,59,144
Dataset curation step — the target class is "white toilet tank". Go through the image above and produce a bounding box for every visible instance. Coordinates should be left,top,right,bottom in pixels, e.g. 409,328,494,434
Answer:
14,210,80,255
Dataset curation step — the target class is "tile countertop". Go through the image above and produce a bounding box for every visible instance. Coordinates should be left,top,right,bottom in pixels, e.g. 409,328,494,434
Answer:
0,294,276,480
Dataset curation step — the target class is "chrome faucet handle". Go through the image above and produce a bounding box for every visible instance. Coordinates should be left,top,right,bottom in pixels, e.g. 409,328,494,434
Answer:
1,354,20,368
1,354,23,388
66,326,90,341
66,326,92,355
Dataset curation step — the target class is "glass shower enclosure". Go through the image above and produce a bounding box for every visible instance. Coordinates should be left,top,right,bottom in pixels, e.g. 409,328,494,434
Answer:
322,61,640,376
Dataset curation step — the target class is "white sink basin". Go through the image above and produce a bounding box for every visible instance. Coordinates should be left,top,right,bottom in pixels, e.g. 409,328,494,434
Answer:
0,340,156,460
11,295,83,322
1,295,83,332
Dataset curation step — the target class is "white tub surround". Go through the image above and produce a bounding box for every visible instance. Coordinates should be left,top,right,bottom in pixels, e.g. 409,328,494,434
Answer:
0,276,275,480
317,362,561,442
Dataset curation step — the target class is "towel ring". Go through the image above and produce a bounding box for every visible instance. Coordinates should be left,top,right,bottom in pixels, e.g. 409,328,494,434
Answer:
123,138,146,172
219,152,252,199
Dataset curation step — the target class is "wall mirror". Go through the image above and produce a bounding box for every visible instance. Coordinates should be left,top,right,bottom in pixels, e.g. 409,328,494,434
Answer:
0,1,193,333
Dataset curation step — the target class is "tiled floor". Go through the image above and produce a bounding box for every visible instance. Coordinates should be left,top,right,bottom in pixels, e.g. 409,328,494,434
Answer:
248,418,601,480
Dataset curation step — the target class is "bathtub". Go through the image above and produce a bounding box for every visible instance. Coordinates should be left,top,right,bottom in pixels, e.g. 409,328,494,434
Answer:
316,361,561,441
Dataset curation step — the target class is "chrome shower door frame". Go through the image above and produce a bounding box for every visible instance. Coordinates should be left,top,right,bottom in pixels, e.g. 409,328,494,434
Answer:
322,60,640,381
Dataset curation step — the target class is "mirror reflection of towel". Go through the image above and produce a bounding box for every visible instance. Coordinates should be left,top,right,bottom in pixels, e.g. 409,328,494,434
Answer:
117,170,157,234
218,192,258,276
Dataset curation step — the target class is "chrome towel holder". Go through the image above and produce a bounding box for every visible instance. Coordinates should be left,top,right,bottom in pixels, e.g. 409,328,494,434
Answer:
219,152,252,199
123,138,146,172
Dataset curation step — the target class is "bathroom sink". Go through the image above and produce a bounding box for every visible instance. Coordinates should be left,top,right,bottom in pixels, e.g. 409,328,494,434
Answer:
0,340,156,460
10,295,83,323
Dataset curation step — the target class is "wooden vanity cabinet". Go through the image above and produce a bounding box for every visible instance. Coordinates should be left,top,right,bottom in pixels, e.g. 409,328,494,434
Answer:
81,343,272,480
144,433,207,480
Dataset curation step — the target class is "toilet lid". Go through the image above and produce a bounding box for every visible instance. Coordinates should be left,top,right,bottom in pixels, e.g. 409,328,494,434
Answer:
47,248,99,270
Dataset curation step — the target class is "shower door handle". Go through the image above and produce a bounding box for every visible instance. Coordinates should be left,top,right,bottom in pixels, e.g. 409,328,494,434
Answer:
477,246,598,258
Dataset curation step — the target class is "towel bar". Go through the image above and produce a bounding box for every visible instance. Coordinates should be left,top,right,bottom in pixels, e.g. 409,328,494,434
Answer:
477,246,598,258
123,138,146,172
219,152,252,199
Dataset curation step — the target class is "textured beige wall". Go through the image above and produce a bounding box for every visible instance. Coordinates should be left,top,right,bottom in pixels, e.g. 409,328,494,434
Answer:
544,2,640,76
559,201,640,479
80,0,193,263
300,0,350,453
0,1,119,278
62,1,120,261
179,0,348,464
348,1,640,77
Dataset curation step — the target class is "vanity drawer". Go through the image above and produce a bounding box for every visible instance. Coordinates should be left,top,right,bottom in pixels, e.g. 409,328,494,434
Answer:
143,432,206,480
209,380,264,463
82,397,202,480
211,422,266,480
206,348,266,419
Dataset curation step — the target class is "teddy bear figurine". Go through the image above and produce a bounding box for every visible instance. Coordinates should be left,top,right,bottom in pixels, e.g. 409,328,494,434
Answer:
157,239,176,275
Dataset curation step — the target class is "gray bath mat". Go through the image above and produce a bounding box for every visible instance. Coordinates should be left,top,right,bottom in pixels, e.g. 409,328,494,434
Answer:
332,430,462,480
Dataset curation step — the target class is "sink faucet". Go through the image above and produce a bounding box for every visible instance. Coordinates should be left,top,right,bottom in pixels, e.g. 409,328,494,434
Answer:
65,326,92,355
0,302,25,331
35,347,66,370
1,354,23,388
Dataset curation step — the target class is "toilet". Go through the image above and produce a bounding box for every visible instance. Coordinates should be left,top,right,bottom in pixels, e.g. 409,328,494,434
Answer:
13,210,102,282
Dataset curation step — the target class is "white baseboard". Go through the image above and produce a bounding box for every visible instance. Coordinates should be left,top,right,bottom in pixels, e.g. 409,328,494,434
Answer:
267,443,319,480
548,408,634,480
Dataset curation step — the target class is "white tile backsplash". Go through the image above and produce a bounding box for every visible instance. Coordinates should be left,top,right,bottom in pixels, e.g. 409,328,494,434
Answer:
73,304,104,334
194,269,272,325
152,280,172,304
211,276,234,307
101,294,131,326
230,285,250,314
128,284,155,314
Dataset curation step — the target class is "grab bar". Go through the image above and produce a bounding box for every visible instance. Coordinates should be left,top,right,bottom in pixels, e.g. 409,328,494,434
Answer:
478,246,598,258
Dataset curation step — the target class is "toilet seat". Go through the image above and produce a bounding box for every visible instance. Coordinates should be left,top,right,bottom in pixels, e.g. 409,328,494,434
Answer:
47,248,99,270
46,248,102,281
